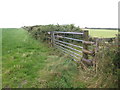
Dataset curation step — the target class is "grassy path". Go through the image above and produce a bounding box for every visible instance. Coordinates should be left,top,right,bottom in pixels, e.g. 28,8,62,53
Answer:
2,28,53,87
2,28,85,88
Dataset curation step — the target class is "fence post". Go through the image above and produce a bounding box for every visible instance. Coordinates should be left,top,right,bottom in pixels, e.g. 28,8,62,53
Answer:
83,30,89,59
51,31,55,47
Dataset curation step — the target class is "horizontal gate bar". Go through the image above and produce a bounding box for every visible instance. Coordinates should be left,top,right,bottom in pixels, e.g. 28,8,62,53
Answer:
72,58,79,63
82,58,93,66
82,41,95,45
55,44,82,57
55,42,83,53
55,44,80,60
55,39,83,49
55,35,83,42
54,31,84,35
82,49,95,56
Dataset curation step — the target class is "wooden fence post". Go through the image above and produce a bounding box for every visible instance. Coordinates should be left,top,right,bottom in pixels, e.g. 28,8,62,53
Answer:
83,30,89,59
51,31,55,47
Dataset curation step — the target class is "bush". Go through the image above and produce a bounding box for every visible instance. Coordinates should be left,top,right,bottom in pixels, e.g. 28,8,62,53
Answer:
23,24,82,42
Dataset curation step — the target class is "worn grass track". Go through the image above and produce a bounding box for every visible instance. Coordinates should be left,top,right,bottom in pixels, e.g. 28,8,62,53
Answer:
2,28,85,88
2,28,51,87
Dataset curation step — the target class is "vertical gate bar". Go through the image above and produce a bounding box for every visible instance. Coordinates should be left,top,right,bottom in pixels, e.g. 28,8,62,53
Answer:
52,31,55,47
51,31,54,47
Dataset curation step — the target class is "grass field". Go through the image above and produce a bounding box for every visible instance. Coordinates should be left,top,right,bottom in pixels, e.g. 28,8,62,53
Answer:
1,28,118,88
2,28,85,88
84,29,118,38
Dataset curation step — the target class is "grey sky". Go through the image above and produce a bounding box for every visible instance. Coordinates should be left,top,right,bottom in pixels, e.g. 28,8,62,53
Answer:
0,0,119,28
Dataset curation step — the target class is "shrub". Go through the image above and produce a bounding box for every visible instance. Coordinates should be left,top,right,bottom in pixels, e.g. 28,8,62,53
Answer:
23,24,82,42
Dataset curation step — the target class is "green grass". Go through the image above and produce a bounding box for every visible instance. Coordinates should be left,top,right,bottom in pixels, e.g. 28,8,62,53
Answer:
2,28,118,88
83,29,118,38
2,28,85,88
0,28,2,89
2,28,50,88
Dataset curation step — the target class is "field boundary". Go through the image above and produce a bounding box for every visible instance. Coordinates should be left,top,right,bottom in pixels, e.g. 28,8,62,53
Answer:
48,30,97,67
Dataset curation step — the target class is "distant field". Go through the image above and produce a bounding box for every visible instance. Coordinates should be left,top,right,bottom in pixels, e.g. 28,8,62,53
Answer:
83,29,118,38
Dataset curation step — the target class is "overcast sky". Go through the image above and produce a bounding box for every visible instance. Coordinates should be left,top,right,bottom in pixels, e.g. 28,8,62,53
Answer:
0,0,119,28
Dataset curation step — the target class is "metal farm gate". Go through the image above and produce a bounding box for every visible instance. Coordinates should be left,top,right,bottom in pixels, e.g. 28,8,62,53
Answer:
49,30,97,67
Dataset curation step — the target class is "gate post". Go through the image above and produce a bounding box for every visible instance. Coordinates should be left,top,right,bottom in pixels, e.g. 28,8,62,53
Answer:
51,31,55,47
83,30,89,59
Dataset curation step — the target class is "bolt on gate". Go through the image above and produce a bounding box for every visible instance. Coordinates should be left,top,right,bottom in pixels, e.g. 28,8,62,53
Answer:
49,30,96,66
